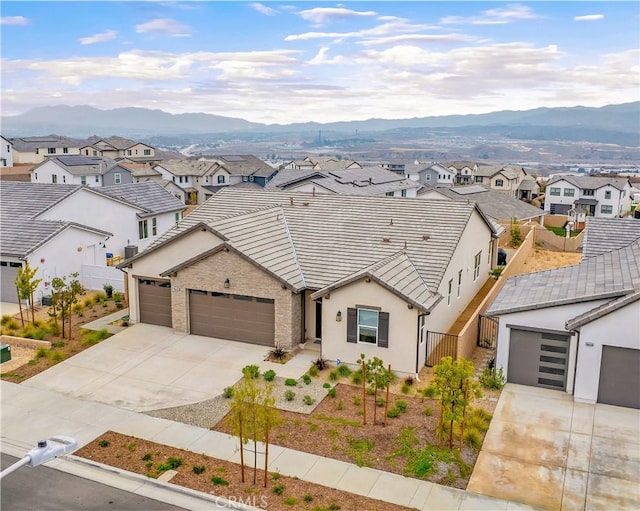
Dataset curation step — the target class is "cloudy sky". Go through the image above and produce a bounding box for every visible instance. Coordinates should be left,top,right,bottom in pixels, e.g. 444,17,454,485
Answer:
1,1,638,124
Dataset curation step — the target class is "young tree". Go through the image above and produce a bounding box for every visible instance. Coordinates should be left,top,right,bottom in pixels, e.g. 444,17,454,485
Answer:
65,273,84,340
229,366,280,486
15,263,42,325
50,276,67,338
432,356,479,449
359,354,393,426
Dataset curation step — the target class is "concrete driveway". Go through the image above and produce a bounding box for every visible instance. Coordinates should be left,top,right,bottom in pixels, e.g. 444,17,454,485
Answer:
24,324,314,412
468,383,640,510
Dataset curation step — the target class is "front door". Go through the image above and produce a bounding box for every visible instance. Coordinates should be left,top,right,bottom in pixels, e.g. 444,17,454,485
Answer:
315,299,322,341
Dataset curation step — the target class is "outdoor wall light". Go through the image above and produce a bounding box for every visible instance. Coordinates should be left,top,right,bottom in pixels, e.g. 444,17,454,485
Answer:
336,310,342,322
224,278,230,289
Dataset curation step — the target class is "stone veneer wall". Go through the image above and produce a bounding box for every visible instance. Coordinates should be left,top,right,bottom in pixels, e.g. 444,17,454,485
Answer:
169,249,301,350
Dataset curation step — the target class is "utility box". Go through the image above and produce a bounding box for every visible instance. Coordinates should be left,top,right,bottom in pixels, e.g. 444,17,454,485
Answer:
124,245,138,259
0,344,11,364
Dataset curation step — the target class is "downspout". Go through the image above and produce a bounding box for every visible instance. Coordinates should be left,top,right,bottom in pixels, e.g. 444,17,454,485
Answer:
415,312,429,381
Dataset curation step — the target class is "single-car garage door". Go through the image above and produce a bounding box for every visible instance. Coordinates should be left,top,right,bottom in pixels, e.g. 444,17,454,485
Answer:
598,346,640,409
189,290,274,346
138,279,172,327
508,328,570,391
0,262,22,303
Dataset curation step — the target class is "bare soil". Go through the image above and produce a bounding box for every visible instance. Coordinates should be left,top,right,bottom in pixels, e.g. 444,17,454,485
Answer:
521,248,582,273
0,291,125,382
76,431,414,511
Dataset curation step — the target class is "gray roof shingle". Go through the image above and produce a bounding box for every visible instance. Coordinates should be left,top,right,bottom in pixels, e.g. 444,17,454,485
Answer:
582,217,640,258
99,182,186,217
565,289,640,330
547,175,631,191
130,189,501,309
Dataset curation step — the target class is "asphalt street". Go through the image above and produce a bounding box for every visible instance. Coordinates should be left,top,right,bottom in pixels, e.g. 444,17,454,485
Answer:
0,453,187,511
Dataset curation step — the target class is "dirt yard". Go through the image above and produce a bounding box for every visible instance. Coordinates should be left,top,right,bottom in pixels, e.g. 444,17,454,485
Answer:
520,248,582,273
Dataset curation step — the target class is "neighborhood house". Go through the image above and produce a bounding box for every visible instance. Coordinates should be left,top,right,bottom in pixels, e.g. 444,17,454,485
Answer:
120,189,503,375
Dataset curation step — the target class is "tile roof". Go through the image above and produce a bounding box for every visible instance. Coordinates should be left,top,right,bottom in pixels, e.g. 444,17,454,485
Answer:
565,289,640,330
83,136,147,150
547,175,630,191
418,185,545,222
155,159,216,177
443,161,478,170
99,182,186,217
9,135,84,151
486,239,640,316
34,155,125,176
132,189,501,308
210,155,277,178
582,217,640,258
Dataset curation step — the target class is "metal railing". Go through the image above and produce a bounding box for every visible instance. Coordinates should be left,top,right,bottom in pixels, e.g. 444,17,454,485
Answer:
477,314,499,349
425,331,458,367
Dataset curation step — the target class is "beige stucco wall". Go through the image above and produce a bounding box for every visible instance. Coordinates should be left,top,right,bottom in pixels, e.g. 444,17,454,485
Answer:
320,279,421,375
126,229,223,323
170,249,301,349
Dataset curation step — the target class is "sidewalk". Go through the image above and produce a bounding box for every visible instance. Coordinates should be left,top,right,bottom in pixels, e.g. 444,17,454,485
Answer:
0,381,537,511
81,307,130,334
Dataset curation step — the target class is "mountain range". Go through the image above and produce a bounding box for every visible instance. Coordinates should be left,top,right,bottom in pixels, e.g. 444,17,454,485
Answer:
2,102,639,146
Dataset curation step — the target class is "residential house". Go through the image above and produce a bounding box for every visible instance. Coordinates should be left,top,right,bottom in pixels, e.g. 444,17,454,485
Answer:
406,163,456,186
1,136,13,167
444,161,480,185
0,181,185,302
286,157,362,171
418,184,547,224
80,136,157,163
119,189,503,375
266,166,421,198
9,135,83,164
473,166,528,198
378,160,418,175
123,163,188,203
485,217,640,409
543,175,633,220
30,155,133,187
153,159,214,204
286,160,316,170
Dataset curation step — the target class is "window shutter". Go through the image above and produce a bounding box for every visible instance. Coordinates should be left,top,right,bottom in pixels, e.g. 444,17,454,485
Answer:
378,312,390,348
347,308,357,343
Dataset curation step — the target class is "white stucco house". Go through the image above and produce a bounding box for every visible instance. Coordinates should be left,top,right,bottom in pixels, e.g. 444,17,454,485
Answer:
486,217,640,409
119,189,503,375
543,175,633,219
30,155,134,187
0,181,185,302
1,136,13,167
406,163,456,186
8,135,83,164
473,166,528,198
79,136,157,163
266,166,421,198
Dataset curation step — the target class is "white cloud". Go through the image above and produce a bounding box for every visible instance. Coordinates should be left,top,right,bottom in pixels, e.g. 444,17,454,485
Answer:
441,4,541,25
574,14,605,22
298,7,377,25
250,3,277,16
79,30,118,45
1,16,30,25
286,19,437,42
358,33,475,47
136,18,191,37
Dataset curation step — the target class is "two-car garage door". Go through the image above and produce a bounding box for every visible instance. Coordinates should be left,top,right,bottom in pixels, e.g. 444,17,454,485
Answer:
189,290,274,346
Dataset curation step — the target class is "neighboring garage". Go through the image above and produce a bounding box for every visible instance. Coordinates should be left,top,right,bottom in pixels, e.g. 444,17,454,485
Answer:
0,261,22,303
507,328,570,391
598,346,640,409
138,278,172,327
189,289,274,346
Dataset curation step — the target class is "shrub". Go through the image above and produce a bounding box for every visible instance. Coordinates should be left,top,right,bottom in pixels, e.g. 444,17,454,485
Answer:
81,328,111,346
424,406,433,416
376,397,385,407
98,440,110,448
307,365,319,377
351,370,362,385
284,378,297,387
479,366,506,390
142,453,152,461
401,383,411,394
269,344,288,361
35,347,48,359
302,374,311,385
271,472,280,480
211,476,229,486
1,315,13,326
337,364,352,377
103,284,113,298
48,350,66,362
464,428,483,450
396,400,408,413
328,369,339,381
243,364,260,379
322,382,331,389
404,376,414,386
272,484,285,495
421,385,439,398
83,297,95,308
285,390,295,401
303,395,315,405
327,387,337,398
223,386,234,399
303,494,313,502
113,292,122,303
366,387,375,395
353,395,361,406
510,217,523,247
192,465,206,475
313,357,327,370
283,497,297,506
73,303,84,315
263,369,276,382
387,408,401,418
336,399,344,411
166,457,183,469
51,341,65,348
145,461,153,469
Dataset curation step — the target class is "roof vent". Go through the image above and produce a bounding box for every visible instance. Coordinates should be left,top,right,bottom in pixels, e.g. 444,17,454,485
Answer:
382,237,391,243
302,202,309,207
404,240,407,249
289,197,294,206
389,218,394,226
422,234,430,241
